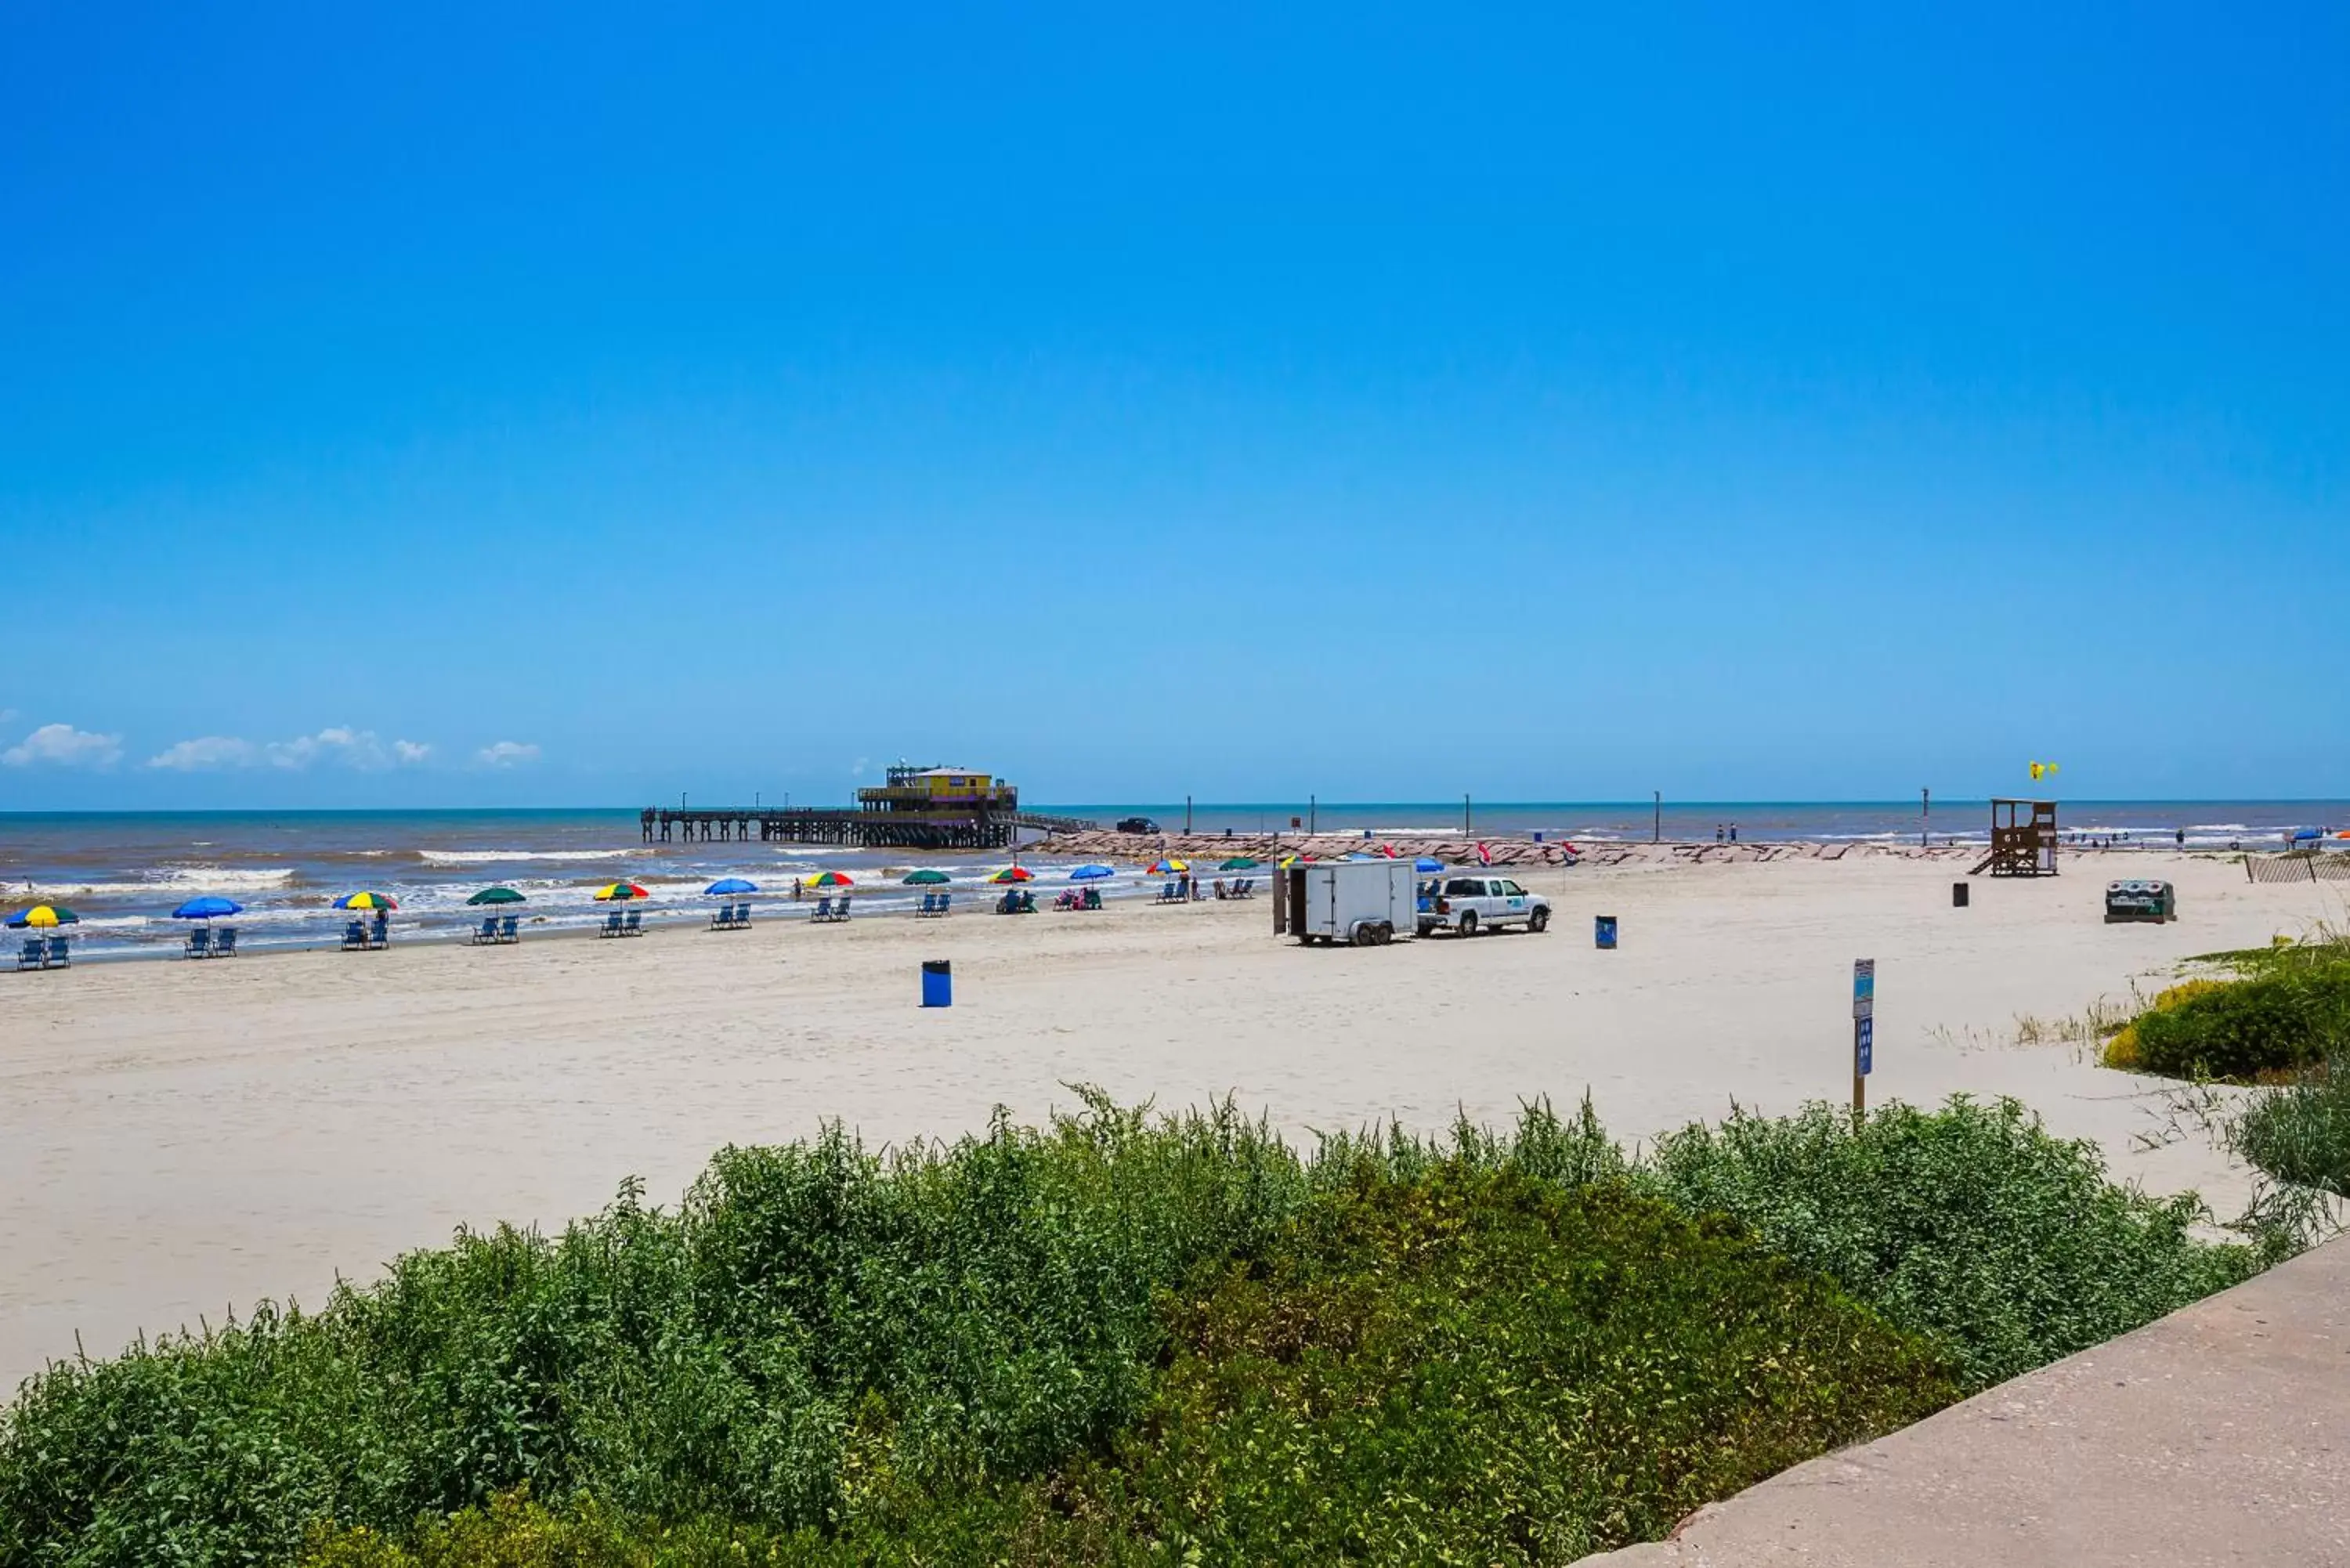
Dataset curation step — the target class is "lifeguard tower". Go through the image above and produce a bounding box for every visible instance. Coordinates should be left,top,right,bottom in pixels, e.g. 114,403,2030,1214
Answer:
1973,799,2059,876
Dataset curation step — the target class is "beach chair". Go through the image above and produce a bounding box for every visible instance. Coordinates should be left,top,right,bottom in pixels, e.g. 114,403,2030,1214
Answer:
935,893,949,917
709,903,731,930
812,896,835,922
45,935,70,969
1019,889,1038,913
1083,886,1103,911
16,937,44,970
341,920,367,952
186,927,212,959
214,927,237,957
995,890,1018,915
836,895,852,922
499,915,520,943
1157,880,1177,903
370,916,392,949
1239,878,1256,898
473,916,500,945
599,912,624,938
623,909,643,936
736,902,753,928
914,892,936,917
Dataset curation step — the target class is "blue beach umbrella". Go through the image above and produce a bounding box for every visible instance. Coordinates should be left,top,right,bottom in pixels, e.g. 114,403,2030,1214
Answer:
172,896,244,920
705,877,759,896
1070,864,1114,881
1415,857,1444,873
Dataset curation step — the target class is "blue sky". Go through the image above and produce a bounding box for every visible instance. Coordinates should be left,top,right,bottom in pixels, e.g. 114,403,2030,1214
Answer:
2,3,2344,809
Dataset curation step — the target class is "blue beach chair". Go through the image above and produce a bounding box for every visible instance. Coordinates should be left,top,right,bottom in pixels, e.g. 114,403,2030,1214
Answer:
474,916,500,945
16,936,45,970
215,927,237,957
623,909,643,936
600,912,624,938
499,915,520,942
186,926,212,959
45,935,70,968
342,920,367,951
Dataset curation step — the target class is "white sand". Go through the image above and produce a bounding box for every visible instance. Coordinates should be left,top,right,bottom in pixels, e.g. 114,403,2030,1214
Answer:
2,851,2337,1396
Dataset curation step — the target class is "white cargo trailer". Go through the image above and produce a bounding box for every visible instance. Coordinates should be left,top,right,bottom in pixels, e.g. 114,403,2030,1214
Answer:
1276,859,1418,946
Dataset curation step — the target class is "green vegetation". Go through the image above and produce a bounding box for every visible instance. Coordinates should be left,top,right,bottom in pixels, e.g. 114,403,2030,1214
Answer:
0,1094,2280,1568
2236,1058,2350,1198
2108,938,2350,1082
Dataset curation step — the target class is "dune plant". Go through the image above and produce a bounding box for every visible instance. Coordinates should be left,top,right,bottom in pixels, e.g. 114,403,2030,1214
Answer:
2235,1057,2350,1198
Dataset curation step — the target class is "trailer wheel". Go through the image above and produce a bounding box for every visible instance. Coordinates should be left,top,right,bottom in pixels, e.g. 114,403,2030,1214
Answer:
1375,921,1394,945
1456,911,1478,938
1528,907,1549,933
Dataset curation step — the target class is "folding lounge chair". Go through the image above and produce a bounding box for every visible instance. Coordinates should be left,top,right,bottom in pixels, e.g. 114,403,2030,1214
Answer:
836,895,852,921
44,935,70,968
934,893,949,916
186,927,212,959
623,909,643,935
600,912,624,938
341,920,367,951
710,904,731,930
1083,887,1103,911
371,918,391,949
499,915,520,942
215,927,237,957
16,937,43,970
812,896,834,922
474,916,501,945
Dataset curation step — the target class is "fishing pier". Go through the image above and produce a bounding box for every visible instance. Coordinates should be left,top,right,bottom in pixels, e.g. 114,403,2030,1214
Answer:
642,765,1092,851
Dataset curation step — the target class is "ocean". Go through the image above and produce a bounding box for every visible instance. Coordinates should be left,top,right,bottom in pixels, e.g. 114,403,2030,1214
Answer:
3,801,2341,959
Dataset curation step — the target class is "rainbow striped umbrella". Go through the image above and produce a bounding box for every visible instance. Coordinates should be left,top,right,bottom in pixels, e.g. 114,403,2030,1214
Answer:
592,881,649,901
985,866,1032,884
334,891,399,911
1147,858,1190,875
804,870,855,889
5,905,79,929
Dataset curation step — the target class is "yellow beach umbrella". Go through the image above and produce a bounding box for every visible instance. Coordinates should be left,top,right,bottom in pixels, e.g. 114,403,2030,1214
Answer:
5,904,79,929
593,881,650,901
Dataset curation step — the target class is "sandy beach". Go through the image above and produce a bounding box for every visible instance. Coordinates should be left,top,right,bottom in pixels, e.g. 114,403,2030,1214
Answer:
2,849,2338,1397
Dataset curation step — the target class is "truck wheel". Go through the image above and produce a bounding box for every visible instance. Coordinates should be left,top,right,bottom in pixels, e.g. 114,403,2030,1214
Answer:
1528,908,1549,933
1457,911,1478,938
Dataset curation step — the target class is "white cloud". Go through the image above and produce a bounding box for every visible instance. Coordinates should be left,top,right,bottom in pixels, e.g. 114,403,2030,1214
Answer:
147,735,262,771
475,740,540,768
146,727,433,772
3,723,124,769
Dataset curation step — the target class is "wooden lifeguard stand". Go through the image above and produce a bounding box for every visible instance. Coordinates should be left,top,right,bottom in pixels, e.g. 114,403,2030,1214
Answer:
1973,799,2059,876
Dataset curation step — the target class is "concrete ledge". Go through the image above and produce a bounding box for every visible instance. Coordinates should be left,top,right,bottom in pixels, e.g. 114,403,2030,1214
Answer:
1582,1233,2350,1566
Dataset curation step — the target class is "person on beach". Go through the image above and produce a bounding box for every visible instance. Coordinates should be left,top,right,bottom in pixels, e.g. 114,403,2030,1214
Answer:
1715,824,1723,843
1729,823,1738,843
792,878,803,902
2177,827,2186,847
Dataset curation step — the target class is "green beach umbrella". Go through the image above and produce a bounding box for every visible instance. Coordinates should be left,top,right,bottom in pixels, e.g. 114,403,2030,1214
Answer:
902,869,952,885
1217,857,1260,871
467,887,526,905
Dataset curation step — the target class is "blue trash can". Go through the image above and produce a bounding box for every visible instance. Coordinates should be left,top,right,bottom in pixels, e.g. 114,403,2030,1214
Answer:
921,959,952,1007
1595,915,1618,950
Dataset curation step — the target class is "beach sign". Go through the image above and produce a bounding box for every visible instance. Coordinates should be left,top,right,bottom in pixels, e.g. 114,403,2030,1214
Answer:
1852,958,1876,1115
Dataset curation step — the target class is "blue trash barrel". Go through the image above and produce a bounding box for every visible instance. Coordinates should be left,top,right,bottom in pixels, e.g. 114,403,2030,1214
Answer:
921,959,952,1007
1595,915,1618,949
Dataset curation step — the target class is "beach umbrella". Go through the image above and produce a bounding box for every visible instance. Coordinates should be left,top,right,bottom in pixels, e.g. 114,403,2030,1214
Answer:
1217,857,1260,871
705,877,760,896
901,869,952,886
1276,854,1316,869
804,870,855,889
1415,857,1444,873
1146,858,1190,875
985,866,1032,884
1070,864,1114,881
592,881,650,901
172,896,244,920
467,887,526,905
1340,852,1375,862
5,905,79,929
333,891,399,911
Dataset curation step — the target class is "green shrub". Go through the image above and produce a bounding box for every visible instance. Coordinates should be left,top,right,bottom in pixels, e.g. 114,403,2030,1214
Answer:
2236,1058,2350,1198
1640,1097,2276,1389
2129,967,2350,1079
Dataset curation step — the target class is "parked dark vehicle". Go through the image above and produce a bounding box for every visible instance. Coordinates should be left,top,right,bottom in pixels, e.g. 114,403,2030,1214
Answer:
1116,817,1161,834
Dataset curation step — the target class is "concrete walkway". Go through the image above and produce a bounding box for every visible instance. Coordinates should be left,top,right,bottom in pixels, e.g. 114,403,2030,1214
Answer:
1587,1234,2350,1566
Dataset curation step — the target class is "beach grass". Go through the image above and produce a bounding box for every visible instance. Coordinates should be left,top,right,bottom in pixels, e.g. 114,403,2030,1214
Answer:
0,1093,2282,1567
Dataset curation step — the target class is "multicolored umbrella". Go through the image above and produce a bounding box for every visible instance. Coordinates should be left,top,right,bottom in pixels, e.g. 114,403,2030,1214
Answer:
592,881,649,901
334,891,399,911
1217,857,1260,871
804,870,855,889
1146,858,1190,875
467,887,526,905
902,869,952,885
5,905,79,929
172,896,244,920
985,866,1032,884
705,877,759,896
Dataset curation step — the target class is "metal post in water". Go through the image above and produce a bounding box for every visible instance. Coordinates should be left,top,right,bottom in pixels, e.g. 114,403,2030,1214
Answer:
1653,791,1661,844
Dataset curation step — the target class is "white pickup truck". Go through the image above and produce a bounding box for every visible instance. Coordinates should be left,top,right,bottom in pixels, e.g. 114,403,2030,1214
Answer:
1417,873,1552,937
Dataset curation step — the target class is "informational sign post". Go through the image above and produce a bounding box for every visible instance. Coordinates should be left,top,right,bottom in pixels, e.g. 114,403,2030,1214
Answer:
1852,959,1876,1117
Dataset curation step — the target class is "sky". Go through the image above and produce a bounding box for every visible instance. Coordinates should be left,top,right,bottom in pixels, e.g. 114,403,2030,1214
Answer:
2,3,2345,810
